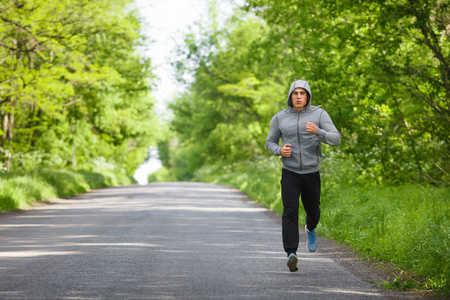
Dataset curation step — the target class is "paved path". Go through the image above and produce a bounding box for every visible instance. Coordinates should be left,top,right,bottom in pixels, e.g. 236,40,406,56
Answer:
0,182,397,299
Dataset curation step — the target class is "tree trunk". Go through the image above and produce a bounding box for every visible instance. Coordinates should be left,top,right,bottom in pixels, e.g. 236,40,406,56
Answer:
8,112,14,144
2,111,8,148
72,123,76,169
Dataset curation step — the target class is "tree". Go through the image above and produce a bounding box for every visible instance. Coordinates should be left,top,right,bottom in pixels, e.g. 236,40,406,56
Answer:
0,0,157,174
164,0,449,185
166,12,289,179
244,0,449,184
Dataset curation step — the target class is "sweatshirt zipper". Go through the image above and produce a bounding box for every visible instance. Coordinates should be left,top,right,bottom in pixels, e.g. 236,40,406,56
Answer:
297,110,302,172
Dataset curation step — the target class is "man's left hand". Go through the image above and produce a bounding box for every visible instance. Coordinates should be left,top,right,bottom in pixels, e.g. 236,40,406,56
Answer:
305,122,318,134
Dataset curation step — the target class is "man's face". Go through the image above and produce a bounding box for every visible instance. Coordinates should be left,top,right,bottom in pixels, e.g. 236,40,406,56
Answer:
291,88,308,111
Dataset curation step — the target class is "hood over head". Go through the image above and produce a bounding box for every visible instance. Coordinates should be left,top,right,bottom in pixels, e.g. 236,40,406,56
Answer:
287,80,312,108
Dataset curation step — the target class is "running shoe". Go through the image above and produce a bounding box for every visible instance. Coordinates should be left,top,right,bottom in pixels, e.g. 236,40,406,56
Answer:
306,225,318,252
287,253,298,272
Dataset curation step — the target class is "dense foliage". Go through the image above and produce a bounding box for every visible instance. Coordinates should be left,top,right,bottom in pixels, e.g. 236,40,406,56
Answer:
0,0,157,175
162,0,449,185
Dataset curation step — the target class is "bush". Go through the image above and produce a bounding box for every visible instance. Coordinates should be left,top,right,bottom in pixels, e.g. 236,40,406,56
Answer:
28,169,91,198
148,166,178,183
0,168,134,212
0,176,56,210
194,156,283,213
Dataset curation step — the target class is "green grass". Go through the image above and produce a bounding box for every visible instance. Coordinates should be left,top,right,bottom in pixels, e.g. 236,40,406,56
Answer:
193,156,450,297
0,176,57,210
320,185,449,295
0,168,135,211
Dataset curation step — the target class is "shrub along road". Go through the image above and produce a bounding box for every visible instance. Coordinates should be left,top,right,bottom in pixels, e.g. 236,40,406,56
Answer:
0,182,419,299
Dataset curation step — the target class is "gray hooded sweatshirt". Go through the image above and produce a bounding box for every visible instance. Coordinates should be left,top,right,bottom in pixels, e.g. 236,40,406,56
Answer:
265,80,341,174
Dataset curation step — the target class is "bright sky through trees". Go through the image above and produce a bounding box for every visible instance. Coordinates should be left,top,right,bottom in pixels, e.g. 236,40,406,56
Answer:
133,0,242,184
135,0,209,116
132,0,209,184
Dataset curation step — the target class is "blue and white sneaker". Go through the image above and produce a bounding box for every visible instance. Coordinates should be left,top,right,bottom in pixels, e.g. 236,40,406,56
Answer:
306,225,318,252
287,253,298,272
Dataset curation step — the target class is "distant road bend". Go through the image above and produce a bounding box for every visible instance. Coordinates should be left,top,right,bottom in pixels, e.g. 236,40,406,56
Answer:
0,182,410,299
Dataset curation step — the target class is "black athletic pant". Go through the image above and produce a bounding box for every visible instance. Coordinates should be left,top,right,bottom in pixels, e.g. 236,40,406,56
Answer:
281,168,321,256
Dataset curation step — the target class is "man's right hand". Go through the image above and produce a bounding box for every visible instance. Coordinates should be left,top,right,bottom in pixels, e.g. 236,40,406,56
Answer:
280,144,292,157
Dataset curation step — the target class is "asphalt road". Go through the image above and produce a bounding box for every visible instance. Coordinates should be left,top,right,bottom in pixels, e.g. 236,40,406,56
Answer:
0,182,400,299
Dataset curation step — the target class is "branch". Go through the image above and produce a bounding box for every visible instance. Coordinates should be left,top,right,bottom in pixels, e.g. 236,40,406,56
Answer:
0,97,11,105
408,0,450,79
0,77,18,85
434,163,449,176
0,16,32,33
61,97,82,107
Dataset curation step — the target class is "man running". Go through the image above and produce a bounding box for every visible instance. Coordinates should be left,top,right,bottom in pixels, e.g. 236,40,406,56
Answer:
265,79,341,272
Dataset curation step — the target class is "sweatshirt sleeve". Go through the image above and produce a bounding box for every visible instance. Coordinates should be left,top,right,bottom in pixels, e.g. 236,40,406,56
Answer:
265,114,282,156
315,110,341,146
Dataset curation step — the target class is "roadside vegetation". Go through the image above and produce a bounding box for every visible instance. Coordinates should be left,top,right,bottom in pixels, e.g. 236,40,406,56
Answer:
0,169,134,211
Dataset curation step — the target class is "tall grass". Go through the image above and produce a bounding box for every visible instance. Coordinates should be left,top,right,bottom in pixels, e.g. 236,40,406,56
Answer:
193,156,450,296
320,185,449,294
0,168,134,211
0,176,56,210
